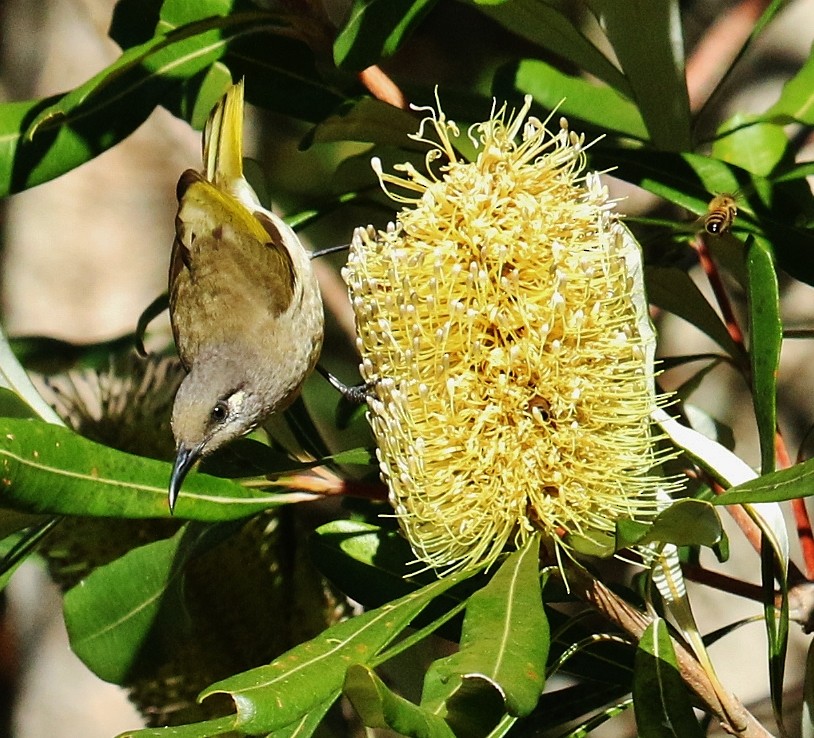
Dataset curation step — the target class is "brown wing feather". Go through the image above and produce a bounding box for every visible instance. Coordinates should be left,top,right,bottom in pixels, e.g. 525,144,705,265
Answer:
169,172,299,369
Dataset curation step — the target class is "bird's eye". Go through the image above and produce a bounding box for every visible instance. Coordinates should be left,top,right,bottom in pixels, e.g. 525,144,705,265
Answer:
211,401,228,423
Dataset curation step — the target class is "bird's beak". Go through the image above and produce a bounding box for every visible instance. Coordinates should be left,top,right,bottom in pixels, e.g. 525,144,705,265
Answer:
169,444,201,514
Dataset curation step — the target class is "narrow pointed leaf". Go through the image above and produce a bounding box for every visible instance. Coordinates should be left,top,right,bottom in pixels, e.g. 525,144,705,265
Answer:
0,417,313,520
746,237,781,474
633,618,704,738
423,536,547,717
194,572,473,734
345,664,456,737
646,266,744,359
586,0,690,150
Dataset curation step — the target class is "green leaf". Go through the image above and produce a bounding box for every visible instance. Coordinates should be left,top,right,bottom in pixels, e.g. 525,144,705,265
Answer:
615,499,723,550
266,698,336,738
763,39,814,125
594,147,814,288
118,715,237,738
422,537,547,721
713,457,814,506
311,520,449,610
334,0,440,70
1,14,259,195
470,0,630,95
712,115,788,177
585,0,691,150
646,266,744,360
345,664,456,737
762,535,789,735
0,326,63,424
503,59,647,139
63,522,229,683
632,618,704,738
193,572,473,735
0,417,309,520
746,237,781,474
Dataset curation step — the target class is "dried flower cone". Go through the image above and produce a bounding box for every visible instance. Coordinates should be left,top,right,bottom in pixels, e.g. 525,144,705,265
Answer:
344,96,672,574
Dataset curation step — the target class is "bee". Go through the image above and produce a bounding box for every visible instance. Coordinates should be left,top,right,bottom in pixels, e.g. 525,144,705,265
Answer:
703,193,738,236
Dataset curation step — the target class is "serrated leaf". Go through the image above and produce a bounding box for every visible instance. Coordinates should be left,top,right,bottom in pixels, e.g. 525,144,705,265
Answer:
471,0,630,94
345,665,456,737
646,266,744,359
64,522,230,683
334,0,440,70
585,0,691,150
423,537,547,718
616,499,722,550
504,59,647,139
713,115,788,177
633,619,704,737
0,417,312,520
746,237,781,474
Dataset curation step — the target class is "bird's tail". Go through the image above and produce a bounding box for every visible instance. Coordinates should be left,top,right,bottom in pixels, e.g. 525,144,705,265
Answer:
203,79,245,186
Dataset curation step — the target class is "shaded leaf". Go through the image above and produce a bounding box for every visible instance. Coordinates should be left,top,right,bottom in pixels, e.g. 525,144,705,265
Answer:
64,522,230,683
503,59,647,139
585,0,691,150
304,97,420,148
616,499,722,550
334,0,440,70
345,664,456,737
746,237,781,474
0,417,312,520
646,266,744,360
422,536,547,719
633,619,703,737
470,0,630,95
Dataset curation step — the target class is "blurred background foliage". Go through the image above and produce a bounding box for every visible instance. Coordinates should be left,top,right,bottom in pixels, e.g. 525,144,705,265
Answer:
1,0,814,736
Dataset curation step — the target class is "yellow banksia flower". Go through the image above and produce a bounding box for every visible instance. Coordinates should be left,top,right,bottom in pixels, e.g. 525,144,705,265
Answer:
343,94,674,574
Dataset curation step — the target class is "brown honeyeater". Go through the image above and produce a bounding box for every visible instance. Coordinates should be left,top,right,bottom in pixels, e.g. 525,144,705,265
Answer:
168,80,323,511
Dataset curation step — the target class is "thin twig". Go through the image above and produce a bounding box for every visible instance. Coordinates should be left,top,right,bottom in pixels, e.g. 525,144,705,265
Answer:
566,564,775,737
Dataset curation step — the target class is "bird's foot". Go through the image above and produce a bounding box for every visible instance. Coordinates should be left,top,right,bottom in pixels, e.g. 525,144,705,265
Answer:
317,366,370,404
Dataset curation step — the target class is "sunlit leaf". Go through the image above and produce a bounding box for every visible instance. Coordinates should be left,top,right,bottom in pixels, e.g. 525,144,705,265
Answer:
503,59,647,138
0,417,312,520
763,39,814,125
422,537,547,721
712,115,788,177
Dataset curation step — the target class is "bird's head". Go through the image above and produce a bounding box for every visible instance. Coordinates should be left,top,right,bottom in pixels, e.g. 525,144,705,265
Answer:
169,355,266,512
